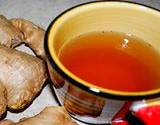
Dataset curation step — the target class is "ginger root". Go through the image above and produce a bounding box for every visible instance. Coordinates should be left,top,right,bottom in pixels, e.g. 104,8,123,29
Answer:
0,16,45,59
0,46,47,111
0,107,77,125
0,15,47,117
0,15,23,48
0,120,13,125
0,82,7,116
2,16,65,89
10,18,46,59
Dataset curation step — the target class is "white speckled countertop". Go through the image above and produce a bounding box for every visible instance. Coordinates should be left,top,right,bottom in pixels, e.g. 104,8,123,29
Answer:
0,0,159,124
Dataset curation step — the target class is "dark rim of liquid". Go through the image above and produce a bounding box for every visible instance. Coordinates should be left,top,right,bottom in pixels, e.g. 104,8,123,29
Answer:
44,0,160,100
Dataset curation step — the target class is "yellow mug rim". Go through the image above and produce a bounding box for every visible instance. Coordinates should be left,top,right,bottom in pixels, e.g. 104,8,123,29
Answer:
45,1,160,100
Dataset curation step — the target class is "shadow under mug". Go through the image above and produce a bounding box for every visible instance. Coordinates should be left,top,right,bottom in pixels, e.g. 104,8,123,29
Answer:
45,1,160,124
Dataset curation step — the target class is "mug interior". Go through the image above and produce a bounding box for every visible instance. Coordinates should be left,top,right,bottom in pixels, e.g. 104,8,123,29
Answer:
47,1,160,98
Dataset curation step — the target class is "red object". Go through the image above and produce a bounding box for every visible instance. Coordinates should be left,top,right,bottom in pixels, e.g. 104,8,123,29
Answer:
112,120,129,125
112,101,132,120
135,105,160,125
112,101,132,125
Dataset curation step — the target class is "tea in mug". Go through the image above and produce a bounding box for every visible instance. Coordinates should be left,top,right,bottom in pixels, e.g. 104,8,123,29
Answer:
59,32,160,92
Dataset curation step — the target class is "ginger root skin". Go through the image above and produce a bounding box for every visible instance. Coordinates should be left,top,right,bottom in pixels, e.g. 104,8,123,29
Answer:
0,45,47,110
0,107,77,125
10,18,46,59
0,15,23,48
0,82,7,117
0,15,47,114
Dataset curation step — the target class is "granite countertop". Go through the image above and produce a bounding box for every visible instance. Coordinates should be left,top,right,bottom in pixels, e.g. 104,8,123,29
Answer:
0,0,159,124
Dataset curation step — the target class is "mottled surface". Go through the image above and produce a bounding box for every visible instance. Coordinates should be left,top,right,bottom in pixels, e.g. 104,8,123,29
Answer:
0,46,46,110
0,0,159,124
0,107,78,125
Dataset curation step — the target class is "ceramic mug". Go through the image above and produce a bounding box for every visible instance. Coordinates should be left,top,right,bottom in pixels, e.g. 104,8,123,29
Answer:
45,1,160,124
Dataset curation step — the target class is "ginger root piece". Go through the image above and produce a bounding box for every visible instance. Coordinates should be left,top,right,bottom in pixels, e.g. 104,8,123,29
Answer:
0,17,64,88
0,107,77,125
0,81,7,116
0,15,23,48
9,17,65,88
0,16,45,59
0,15,47,112
0,120,13,125
0,45,47,110
10,18,46,59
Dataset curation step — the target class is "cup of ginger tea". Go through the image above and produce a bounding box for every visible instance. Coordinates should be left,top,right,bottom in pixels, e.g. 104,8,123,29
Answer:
45,1,160,124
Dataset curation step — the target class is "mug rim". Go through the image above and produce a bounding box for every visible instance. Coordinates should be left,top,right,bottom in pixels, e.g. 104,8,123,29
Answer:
45,0,160,100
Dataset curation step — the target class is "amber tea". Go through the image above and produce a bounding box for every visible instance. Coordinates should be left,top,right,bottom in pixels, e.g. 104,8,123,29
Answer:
59,32,160,92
